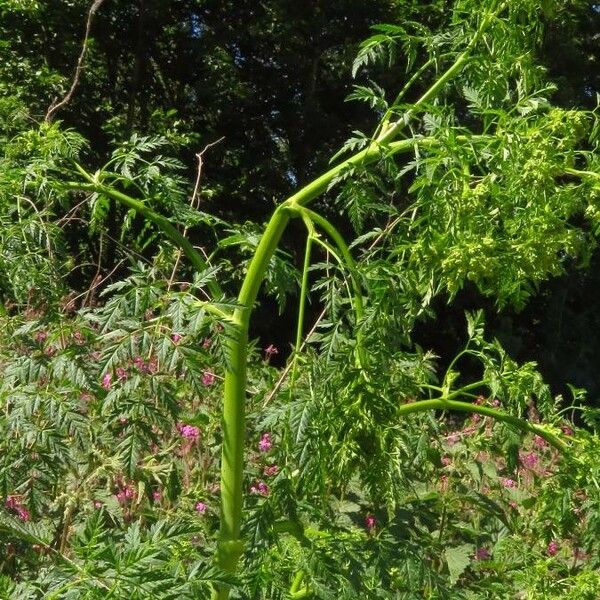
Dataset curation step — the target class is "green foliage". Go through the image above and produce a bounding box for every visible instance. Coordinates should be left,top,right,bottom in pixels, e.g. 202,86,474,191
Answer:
0,1,599,599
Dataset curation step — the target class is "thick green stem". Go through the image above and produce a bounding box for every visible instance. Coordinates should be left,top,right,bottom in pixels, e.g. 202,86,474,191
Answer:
398,398,567,451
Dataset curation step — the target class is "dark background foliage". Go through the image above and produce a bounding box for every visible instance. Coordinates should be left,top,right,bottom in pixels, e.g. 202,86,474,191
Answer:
1,0,599,397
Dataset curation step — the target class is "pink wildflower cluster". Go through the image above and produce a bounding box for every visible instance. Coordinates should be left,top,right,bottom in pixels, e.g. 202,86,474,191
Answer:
5,496,30,521
250,481,270,496
177,423,200,442
258,433,272,452
34,330,48,344
195,501,207,514
520,451,539,469
263,464,279,477
132,355,158,374
547,540,560,556
202,370,216,386
115,484,136,504
501,478,517,488
101,372,112,390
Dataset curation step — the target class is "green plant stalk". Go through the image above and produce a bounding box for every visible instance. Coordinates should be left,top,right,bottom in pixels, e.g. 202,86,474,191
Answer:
68,11,500,592
65,173,224,300
201,12,498,583
397,398,567,451
212,138,433,598
295,206,366,369
290,227,314,392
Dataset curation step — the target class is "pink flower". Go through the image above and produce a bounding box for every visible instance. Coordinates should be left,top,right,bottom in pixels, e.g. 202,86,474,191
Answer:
474,547,491,561
263,465,279,477
72,330,85,345
93,500,103,509
101,372,112,390
561,425,573,436
5,496,19,510
491,398,501,407
171,333,182,344
441,456,451,467
501,478,516,488
446,433,460,445
264,344,278,358
533,435,548,449
195,501,207,514
258,433,272,452
202,370,216,386
34,331,48,343
250,481,270,496
365,514,377,532
16,507,30,521
152,490,162,502
133,356,145,370
520,452,538,469
116,367,128,380
547,540,560,556
474,395,485,405
202,338,211,349
177,423,200,442
116,485,135,504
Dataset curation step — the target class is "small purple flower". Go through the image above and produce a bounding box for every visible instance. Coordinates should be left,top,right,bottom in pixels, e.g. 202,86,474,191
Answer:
171,333,183,344
202,370,216,386
116,367,128,380
474,547,491,561
195,501,207,514
365,514,377,532
258,433,272,452
152,490,162,502
441,456,451,467
547,540,560,556
101,372,112,390
501,478,516,488
533,435,548,449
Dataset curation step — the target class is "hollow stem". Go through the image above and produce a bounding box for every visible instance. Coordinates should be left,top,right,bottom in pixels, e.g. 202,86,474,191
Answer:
398,398,567,451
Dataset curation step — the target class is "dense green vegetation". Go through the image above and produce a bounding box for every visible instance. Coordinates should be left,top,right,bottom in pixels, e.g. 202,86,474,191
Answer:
0,1,599,598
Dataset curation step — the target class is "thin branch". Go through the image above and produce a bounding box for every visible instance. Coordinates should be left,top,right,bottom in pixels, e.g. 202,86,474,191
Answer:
45,0,107,122
167,137,225,290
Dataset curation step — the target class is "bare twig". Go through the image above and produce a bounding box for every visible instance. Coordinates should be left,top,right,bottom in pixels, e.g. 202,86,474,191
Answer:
45,0,107,122
166,137,225,290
